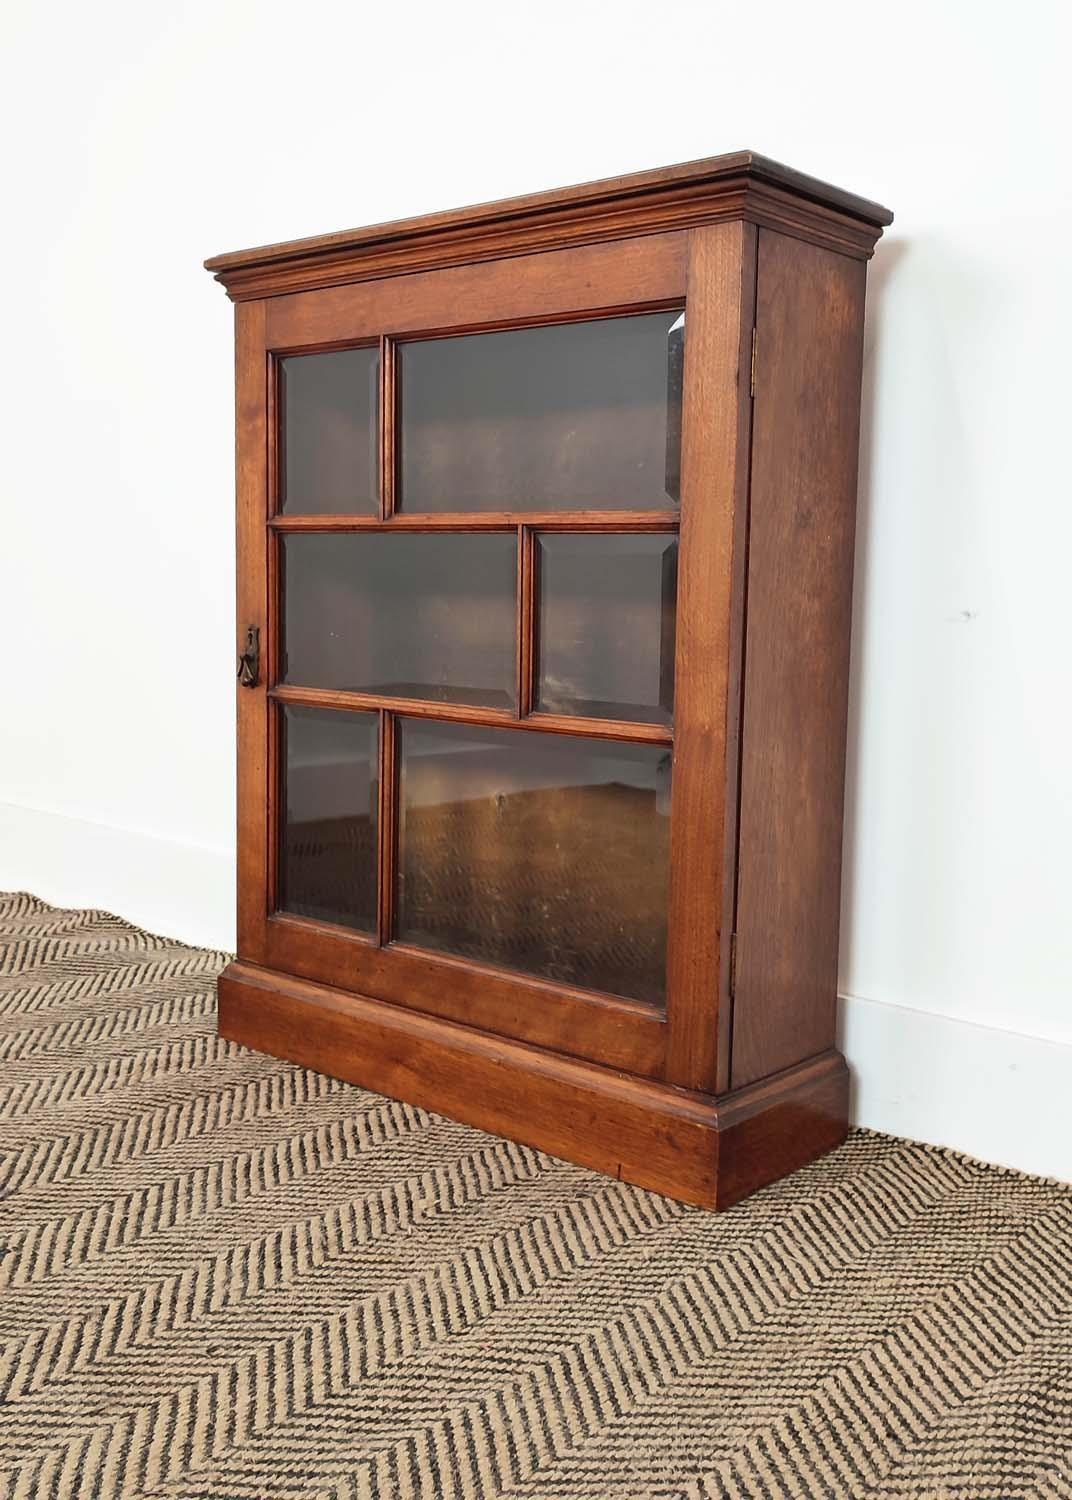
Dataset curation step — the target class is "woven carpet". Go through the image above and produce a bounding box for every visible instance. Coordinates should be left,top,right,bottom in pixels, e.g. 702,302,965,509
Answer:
1,894,1070,1500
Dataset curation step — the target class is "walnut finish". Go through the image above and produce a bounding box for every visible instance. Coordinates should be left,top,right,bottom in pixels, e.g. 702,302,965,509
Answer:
206,151,891,300
208,153,891,1209
731,233,868,1088
217,962,850,1211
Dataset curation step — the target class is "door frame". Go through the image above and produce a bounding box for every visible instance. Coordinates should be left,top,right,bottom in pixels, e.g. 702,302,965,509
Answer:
233,225,754,1089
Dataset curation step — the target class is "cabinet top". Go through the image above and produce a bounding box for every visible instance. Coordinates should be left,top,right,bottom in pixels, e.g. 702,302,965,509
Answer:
205,150,894,302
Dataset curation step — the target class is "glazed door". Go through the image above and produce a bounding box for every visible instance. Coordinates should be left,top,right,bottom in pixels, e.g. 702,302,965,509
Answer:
234,226,753,1090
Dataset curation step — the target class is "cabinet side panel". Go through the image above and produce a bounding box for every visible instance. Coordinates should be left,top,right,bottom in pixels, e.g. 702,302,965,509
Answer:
730,232,866,1088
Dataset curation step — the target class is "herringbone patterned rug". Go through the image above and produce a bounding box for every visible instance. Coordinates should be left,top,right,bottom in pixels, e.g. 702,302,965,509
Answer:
1,893,1070,1499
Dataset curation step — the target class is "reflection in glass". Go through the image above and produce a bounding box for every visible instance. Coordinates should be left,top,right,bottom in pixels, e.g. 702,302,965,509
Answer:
400,311,685,512
282,533,517,708
537,534,678,724
396,720,671,1005
664,313,685,503
280,347,379,514
279,706,378,932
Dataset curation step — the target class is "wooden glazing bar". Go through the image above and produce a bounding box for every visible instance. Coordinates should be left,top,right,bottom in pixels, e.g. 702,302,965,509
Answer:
522,710,672,744
518,526,536,717
379,335,396,520
268,684,673,744
268,510,682,533
376,710,397,946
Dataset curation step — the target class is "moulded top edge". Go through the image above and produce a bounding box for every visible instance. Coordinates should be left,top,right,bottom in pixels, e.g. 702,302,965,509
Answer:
204,150,894,278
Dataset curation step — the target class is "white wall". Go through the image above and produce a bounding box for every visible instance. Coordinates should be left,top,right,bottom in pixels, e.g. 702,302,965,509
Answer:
1,0,1069,1178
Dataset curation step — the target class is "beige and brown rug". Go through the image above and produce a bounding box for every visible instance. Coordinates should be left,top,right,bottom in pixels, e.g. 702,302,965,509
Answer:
1,891,1070,1499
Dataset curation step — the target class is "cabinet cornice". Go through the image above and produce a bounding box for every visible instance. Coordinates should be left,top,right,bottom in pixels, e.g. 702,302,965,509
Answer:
205,151,893,302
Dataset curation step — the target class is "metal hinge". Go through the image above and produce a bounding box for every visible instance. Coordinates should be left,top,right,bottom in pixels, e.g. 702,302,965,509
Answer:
749,328,757,399
728,932,738,998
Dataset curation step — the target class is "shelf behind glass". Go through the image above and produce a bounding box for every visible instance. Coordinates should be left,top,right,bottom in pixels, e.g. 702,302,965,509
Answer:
282,532,517,709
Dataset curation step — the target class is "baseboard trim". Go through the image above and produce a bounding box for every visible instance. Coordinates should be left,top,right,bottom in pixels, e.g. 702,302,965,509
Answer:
841,989,1072,1183
0,800,235,951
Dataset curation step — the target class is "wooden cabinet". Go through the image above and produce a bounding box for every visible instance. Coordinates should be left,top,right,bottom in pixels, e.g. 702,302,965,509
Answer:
206,152,892,1209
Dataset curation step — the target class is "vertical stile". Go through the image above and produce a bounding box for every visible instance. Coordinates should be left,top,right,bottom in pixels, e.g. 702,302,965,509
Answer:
663,222,754,1093
265,350,282,918
517,526,536,716
265,354,282,685
380,335,396,520
722,226,761,1091
233,300,271,962
378,337,397,941
377,709,397,946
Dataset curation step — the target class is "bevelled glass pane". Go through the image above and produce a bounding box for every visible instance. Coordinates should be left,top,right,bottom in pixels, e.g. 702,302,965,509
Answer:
282,533,517,708
279,705,378,932
537,534,678,724
396,720,672,1006
280,347,379,514
399,311,685,512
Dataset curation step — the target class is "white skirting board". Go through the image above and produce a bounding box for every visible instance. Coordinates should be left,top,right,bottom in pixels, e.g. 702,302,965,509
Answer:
1,799,1069,1185
0,800,236,954
839,989,1072,1184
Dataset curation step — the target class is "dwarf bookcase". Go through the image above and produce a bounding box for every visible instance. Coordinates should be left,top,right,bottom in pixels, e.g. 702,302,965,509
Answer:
206,153,892,1209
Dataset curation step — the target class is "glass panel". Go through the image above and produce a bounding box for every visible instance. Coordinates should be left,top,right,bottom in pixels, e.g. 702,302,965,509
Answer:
279,705,378,932
399,310,685,512
537,534,677,724
280,347,379,514
282,533,517,708
396,720,672,1006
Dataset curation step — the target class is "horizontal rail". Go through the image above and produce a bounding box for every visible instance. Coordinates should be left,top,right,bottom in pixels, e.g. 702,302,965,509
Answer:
269,510,680,533
269,684,673,744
